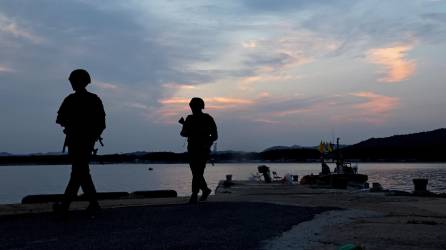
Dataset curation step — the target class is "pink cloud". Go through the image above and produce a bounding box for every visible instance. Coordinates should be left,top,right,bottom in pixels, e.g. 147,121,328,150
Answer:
367,44,416,83
330,92,401,125
159,98,190,105
351,92,399,114
95,81,119,91
208,97,254,105
162,82,197,90
156,96,255,123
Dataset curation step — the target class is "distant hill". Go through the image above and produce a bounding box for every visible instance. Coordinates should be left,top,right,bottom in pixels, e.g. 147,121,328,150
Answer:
342,128,446,161
30,152,66,156
2,128,446,165
261,146,320,162
263,145,303,152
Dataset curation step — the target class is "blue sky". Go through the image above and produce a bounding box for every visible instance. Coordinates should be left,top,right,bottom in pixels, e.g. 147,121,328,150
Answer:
1,0,446,154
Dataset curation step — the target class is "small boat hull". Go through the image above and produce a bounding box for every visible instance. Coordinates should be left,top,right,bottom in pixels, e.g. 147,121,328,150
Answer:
300,174,368,189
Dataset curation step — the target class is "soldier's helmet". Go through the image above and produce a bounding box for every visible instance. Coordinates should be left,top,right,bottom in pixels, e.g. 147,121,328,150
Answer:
69,69,91,87
189,97,205,110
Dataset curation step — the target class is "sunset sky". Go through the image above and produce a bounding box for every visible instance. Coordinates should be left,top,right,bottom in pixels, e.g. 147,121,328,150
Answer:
1,0,446,154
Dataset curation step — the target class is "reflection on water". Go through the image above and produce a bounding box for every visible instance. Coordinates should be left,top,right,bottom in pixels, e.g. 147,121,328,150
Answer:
0,163,445,204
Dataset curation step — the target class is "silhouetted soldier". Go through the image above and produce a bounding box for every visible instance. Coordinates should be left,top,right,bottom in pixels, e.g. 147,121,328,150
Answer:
53,69,106,215
180,97,218,204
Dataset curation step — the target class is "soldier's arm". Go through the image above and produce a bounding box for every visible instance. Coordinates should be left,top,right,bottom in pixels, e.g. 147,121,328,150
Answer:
95,97,106,138
180,116,190,137
56,97,70,127
209,116,218,142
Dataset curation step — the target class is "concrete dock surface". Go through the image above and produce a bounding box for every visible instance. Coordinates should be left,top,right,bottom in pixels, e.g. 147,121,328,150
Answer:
1,180,446,249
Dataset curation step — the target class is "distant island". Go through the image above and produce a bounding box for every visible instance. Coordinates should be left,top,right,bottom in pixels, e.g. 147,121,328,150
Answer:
1,128,446,165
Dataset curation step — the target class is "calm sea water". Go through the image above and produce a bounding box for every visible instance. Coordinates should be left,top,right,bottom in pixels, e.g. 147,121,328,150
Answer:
1,163,445,204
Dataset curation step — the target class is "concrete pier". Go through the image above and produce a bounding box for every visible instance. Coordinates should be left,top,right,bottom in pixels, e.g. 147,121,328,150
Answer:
1,181,446,249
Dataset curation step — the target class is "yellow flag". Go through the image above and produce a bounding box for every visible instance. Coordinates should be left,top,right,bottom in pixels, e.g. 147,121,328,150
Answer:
319,141,325,153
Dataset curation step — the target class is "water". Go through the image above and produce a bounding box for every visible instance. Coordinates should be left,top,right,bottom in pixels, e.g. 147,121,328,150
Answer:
1,163,445,204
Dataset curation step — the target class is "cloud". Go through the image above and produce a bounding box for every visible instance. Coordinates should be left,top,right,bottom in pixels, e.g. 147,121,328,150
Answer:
270,107,313,117
156,96,256,123
159,96,254,107
0,64,14,73
0,0,445,153
95,81,119,91
422,13,446,23
345,92,400,125
239,0,346,13
237,30,338,89
162,83,198,90
367,44,416,83
159,98,190,105
210,97,254,105
351,92,399,114
247,92,400,126
0,14,44,44
242,40,257,48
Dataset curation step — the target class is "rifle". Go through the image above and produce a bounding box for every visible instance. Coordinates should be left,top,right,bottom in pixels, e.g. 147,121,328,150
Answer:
62,136,68,153
61,132,104,154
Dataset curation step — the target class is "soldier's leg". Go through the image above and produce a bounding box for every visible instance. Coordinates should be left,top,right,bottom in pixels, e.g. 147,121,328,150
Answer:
196,154,211,201
61,168,82,209
59,146,83,210
79,165,98,203
77,144,99,207
197,160,208,191
189,161,201,195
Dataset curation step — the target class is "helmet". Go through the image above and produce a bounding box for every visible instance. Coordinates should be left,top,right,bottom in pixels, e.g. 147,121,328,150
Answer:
69,69,91,86
189,97,205,110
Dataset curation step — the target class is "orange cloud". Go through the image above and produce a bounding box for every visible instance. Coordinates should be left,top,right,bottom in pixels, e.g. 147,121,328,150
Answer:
336,91,401,125
367,44,416,82
156,96,255,123
351,92,399,114
208,97,254,105
159,98,190,105
162,82,197,90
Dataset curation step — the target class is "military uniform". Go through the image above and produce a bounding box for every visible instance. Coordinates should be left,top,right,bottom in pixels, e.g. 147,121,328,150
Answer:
56,89,105,211
181,112,217,197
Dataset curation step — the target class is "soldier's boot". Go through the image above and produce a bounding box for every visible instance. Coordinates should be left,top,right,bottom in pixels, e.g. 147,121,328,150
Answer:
199,188,212,201
189,193,198,204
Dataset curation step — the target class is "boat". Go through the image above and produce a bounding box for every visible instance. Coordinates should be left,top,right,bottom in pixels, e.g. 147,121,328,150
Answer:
300,138,368,189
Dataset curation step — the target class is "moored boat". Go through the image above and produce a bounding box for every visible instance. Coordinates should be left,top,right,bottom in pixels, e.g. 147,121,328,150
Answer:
300,138,368,189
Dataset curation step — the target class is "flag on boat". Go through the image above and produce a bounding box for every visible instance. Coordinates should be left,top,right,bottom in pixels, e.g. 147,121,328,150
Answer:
319,141,325,153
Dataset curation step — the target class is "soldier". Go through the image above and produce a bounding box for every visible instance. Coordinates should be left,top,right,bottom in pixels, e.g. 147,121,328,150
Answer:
180,97,218,204
53,69,106,215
